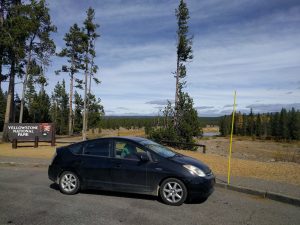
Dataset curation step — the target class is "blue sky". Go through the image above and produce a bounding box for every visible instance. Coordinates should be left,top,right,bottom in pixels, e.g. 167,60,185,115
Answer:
10,0,300,116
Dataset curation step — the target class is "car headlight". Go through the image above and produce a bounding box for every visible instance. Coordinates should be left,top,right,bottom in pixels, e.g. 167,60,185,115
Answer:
183,165,206,177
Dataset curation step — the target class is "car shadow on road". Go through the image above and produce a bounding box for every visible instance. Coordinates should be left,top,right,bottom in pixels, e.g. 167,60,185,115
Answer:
49,183,160,203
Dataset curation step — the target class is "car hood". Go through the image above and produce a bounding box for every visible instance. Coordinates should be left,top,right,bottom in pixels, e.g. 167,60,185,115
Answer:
170,154,211,173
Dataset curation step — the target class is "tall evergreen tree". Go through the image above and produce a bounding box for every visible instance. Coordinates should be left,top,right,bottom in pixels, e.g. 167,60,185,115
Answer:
176,91,201,144
248,108,255,136
82,7,100,140
57,23,85,136
289,108,300,140
174,0,193,124
87,93,104,129
255,113,263,137
0,89,7,131
50,80,69,134
74,91,83,133
271,112,280,138
1,1,29,141
19,0,56,123
279,108,289,140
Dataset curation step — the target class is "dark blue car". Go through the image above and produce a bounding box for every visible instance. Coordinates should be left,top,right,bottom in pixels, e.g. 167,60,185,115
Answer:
48,137,215,206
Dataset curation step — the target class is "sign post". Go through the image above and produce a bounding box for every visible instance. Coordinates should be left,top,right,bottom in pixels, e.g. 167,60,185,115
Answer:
227,91,237,185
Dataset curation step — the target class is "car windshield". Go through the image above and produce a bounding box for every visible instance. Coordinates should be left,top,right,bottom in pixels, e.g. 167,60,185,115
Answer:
140,140,176,158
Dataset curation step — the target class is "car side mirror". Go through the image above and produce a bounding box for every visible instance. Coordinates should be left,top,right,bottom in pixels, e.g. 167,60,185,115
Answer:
137,152,149,162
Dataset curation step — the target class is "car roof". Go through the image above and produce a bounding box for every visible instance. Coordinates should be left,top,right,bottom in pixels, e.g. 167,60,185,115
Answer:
108,136,149,143
82,136,149,143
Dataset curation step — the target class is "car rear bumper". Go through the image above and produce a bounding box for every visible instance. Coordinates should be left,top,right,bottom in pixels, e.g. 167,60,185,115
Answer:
48,165,61,183
184,175,215,199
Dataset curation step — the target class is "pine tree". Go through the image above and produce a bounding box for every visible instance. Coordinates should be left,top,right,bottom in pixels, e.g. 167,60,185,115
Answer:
82,7,100,140
30,90,51,122
87,93,104,129
25,73,37,119
176,91,201,145
242,113,248,136
0,89,7,131
19,0,56,123
1,1,29,141
289,108,300,140
271,112,280,138
279,108,289,140
255,113,263,137
74,91,83,133
174,0,193,125
248,108,255,136
50,80,69,134
57,23,85,136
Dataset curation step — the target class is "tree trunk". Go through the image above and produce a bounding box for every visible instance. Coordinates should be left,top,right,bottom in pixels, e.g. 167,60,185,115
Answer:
82,64,88,141
174,57,180,127
68,72,74,136
2,60,15,142
19,51,31,123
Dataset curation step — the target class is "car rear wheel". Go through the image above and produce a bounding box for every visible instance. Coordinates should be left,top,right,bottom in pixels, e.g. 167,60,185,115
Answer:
160,178,187,206
59,171,80,195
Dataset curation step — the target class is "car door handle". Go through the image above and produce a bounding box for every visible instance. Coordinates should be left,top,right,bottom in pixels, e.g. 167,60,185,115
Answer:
155,167,163,171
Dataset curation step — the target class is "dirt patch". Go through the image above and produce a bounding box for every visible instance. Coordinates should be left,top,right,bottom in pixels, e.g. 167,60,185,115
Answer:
197,136,300,163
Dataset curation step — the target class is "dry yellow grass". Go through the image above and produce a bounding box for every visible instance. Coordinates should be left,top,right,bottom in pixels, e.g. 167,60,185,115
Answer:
202,126,219,133
0,143,65,159
99,128,145,137
175,150,300,186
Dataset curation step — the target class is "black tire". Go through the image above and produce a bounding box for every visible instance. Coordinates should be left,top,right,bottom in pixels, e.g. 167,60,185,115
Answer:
59,171,80,195
159,178,187,206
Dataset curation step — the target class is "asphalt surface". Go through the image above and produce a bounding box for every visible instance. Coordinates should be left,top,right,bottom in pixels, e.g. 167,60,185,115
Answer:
0,166,299,225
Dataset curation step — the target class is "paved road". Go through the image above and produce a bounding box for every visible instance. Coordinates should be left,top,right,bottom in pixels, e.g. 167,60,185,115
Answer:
0,166,299,225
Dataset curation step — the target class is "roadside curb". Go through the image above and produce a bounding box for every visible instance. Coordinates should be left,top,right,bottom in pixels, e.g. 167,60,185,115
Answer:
215,181,300,207
0,161,48,168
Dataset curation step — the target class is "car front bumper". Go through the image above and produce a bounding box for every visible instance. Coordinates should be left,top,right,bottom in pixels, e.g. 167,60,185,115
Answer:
184,175,215,199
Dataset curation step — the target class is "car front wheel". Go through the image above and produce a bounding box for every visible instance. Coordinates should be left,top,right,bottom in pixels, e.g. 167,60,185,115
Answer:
59,171,80,195
160,178,187,206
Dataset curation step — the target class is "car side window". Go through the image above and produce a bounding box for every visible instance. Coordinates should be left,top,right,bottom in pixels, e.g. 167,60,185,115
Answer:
68,143,83,155
114,141,145,160
84,139,111,157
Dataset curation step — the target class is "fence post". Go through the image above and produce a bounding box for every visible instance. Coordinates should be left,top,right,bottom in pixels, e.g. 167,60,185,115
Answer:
51,123,56,147
203,145,206,154
12,139,18,149
34,136,39,148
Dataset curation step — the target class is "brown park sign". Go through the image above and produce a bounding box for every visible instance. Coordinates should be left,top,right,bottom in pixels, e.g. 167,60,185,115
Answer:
5,123,55,142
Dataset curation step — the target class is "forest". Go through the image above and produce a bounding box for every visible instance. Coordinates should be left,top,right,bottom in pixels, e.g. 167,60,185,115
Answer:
219,108,300,140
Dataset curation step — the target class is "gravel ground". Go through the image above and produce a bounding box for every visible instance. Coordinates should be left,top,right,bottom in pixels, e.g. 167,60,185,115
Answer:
0,166,299,225
0,155,299,200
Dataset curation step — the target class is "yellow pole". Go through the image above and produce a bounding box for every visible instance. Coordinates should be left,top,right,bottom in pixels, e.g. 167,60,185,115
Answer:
227,90,237,185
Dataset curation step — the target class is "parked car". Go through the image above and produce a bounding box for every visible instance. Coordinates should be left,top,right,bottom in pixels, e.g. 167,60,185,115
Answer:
48,137,215,206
